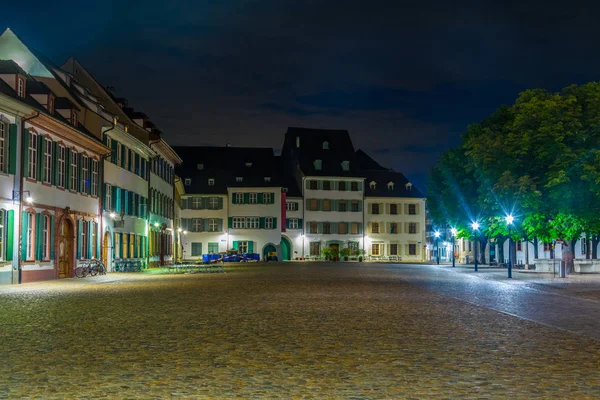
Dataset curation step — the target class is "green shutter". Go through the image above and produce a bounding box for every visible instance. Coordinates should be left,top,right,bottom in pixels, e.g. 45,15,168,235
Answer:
134,153,140,175
8,124,17,174
111,140,117,163
77,153,83,192
77,220,83,259
217,219,223,232
273,217,278,230
259,217,265,229
248,241,254,253
202,219,209,232
35,213,42,260
358,201,363,212
270,193,275,204
358,223,363,234
232,194,237,204
37,136,44,182
182,198,188,209
120,145,126,168
21,212,28,260
228,217,233,228
65,150,71,190
243,193,249,204
317,222,323,234
50,215,55,260
317,181,323,190
52,141,58,185
111,186,118,211
6,210,14,261
218,198,223,209
22,129,29,178
258,193,264,204
87,222,93,259
286,218,290,229
182,218,189,231
298,218,303,229
357,182,363,191
232,241,239,250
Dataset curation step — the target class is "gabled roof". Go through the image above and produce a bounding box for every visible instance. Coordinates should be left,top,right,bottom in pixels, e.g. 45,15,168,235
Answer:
54,96,79,110
0,29,54,78
355,149,387,171
0,59,27,75
364,170,424,198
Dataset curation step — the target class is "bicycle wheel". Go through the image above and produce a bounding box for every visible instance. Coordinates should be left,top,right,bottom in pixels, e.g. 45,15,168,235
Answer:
81,267,90,277
74,267,85,278
89,265,98,276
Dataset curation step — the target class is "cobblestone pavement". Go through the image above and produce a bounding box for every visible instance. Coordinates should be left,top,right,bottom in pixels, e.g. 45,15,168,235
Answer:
0,263,599,399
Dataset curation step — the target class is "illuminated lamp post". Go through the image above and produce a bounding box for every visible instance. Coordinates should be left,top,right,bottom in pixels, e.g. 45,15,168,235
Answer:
434,231,441,264
505,214,514,279
471,221,480,272
450,228,457,268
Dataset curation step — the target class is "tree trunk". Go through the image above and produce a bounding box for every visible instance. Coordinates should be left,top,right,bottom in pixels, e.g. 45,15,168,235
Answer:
533,237,539,259
585,235,591,259
497,236,505,266
592,236,599,259
525,241,530,265
561,239,576,273
510,239,517,266
479,237,487,265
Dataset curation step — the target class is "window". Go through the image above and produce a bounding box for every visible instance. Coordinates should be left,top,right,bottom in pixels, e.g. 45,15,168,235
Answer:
184,178,191,186
544,242,552,251
209,218,219,232
351,200,359,212
390,244,398,255
197,163,204,170
264,177,271,182
338,181,346,191
289,218,299,230
517,241,522,251
249,193,258,204
338,201,346,212
81,155,88,193
390,204,398,215
246,217,259,229
245,162,253,168
116,142,122,165
238,241,249,254
193,219,203,232
70,151,78,190
42,215,50,259
192,197,202,209
372,243,381,256
310,242,320,256
341,161,350,171
348,241,359,254
310,221,318,234
123,147,129,171
581,238,586,254
409,244,417,255
387,182,395,191
235,193,244,204
91,160,98,196
409,222,417,234
58,145,65,188
209,197,219,209
263,193,272,204
208,242,219,253
309,199,318,211
0,123,5,173
323,223,331,234
26,212,34,260
323,181,331,190
351,182,358,191
265,217,274,229
114,233,121,259
370,181,376,190
371,204,380,214
408,204,417,215
406,182,413,191
314,160,322,170
286,202,298,211
309,180,317,190
106,184,112,210
323,199,331,211
372,223,379,234
351,223,359,234
339,223,347,234
208,178,214,186
17,78,24,97
236,177,243,182
322,141,329,149
390,223,398,234
191,242,202,256
28,133,37,179
72,111,77,127
233,217,245,229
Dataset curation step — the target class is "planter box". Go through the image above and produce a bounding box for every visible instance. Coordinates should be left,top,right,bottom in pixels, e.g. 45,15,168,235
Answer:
574,259,600,273
534,259,561,273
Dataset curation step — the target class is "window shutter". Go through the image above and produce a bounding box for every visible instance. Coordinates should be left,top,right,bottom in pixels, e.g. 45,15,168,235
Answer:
202,219,209,232
217,219,223,232
248,241,254,253
87,222,93,259
232,193,237,204
21,212,28,260
416,223,419,233
258,193,264,204
181,218,189,231
191,243,202,257
232,241,239,250
298,218,303,229
111,186,118,211
50,215,55,260
357,182,363,191
35,213,42,260
8,124,17,174
134,153,140,175
358,223,363,234
65,149,71,190
120,145,126,168
76,153,83,192
286,218,290,229
305,180,310,190
331,222,338,234
317,181,323,190
103,183,108,211
218,197,223,209
6,210,14,261
182,198,188,209
228,217,233,229
259,217,265,229
111,140,117,163
270,193,275,204
358,201,363,212
37,136,44,182
96,224,101,259
77,220,83,259
243,193,250,204
415,203,420,214
317,222,323,234
52,141,58,185
22,129,30,178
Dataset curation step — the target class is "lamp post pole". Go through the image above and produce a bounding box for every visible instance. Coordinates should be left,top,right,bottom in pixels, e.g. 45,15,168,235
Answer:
434,231,440,264
471,222,479,272
451,228,457,267
505,214,514,279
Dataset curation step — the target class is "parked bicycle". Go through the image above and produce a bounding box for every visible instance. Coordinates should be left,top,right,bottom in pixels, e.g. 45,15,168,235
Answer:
74,259,106,278
114,259,146,272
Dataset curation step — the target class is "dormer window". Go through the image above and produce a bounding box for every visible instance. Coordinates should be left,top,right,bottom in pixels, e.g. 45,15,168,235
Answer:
370,181,376,189
405,182,412,191
208,178,214,186
113,116,118,125
283,187,288,193
236,177,243,182
387,181,394,191
296,136,300,148
245,162,253,168
197,163,204,170
72,111,78,127
47,95,54,114
184,178,191,186
322,141,329,150
17,77,25,98
341,160,350,171
264,177,271,182
124,125,129,132
314,160,322,170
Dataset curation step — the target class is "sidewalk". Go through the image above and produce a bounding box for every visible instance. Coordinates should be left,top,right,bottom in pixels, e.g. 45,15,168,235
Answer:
431,263,600,302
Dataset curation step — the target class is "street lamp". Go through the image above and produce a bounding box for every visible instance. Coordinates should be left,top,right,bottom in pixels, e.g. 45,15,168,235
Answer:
434,231,441,264
505,214,514,279
450,228,457,267
471,221,480,272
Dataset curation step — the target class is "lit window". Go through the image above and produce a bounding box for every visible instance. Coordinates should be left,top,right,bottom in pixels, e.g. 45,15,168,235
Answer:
265,217,274,229
341,161,350,171
314,160,322,170
289,218,298,230
338,223,347,234
209,218,219,232
91,160,98,196
44,139,52,184
17,78,25,97
322,141,329,149
208,178,214,186
372,243,380,256
70,151,78,190
28,133,37,180
249,193,258,204
263,193,272,204
81,155,88,193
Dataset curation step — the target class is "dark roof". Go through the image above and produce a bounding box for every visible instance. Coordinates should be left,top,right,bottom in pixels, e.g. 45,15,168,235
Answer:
364,170,424,198
174,146,283,194
282,127,362,177
54,96,79,110
25,79,52,95
355,149,388,171
0,59,27,74
282,176,302,197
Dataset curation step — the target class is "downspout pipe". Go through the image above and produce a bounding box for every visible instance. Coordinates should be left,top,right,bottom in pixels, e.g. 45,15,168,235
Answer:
99,124,116,268
18,112,40,284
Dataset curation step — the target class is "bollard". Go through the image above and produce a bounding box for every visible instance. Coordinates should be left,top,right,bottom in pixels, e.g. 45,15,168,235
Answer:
559,261,566,278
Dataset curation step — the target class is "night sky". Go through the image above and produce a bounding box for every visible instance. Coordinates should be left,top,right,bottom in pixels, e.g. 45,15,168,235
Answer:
3,1,600,191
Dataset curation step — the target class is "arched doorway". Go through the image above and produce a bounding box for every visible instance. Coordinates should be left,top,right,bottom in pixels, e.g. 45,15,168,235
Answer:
58,218,74,278
281,236,292,261
263,244,277,261
102,231,112,272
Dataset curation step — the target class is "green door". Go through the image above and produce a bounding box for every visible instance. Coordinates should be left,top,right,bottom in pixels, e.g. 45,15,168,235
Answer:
263,244,276,260
281,237,291,261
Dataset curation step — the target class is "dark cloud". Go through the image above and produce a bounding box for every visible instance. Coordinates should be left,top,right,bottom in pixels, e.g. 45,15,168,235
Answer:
4,0,600,191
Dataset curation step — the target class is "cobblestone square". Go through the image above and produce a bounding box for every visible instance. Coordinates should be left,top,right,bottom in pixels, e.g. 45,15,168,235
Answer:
0,263,599,399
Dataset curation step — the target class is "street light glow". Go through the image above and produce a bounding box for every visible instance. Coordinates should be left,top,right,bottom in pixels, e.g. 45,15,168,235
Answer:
26,196,33,203
471,221,480,230
450,227,457,236
110,212,116,219
434,231,440,238
177,228,183,233
505,214,514,225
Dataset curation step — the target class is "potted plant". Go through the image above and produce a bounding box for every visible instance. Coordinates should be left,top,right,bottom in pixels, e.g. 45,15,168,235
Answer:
321,247,332,261
356,249,366,262
340,248,351,261
330,248,340,262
